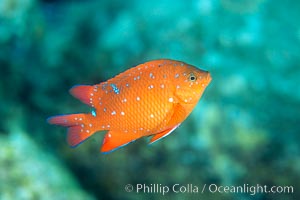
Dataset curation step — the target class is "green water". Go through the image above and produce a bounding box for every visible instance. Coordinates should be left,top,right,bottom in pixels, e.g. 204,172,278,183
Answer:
0,0,299,199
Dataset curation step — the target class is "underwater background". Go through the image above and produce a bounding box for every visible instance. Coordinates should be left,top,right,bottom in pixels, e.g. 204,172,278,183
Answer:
0,0,299,199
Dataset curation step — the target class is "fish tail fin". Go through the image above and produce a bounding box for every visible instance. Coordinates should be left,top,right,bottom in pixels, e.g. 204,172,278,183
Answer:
47,113,99,147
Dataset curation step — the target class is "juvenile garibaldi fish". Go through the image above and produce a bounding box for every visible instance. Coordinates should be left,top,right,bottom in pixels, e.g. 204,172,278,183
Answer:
48,59,211,153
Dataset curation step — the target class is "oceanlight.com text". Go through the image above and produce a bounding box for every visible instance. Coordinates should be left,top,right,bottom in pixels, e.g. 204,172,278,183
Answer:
124,183,294,196
208,184,293,195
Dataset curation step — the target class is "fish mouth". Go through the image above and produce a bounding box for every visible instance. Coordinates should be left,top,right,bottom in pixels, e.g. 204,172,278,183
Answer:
206,73,212,83
202,72,212,85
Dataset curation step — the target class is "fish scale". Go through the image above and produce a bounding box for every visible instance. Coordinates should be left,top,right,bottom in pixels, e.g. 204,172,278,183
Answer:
96,66,172,132
47,59,211,153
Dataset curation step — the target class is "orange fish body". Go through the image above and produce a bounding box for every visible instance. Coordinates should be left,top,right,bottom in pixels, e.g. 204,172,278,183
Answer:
48,59,211,153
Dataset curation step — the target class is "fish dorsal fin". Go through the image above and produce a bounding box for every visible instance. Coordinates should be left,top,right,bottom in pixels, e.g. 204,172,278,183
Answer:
69,85,94,106
101,130,141,153
149,124,180,144
70,84,107,107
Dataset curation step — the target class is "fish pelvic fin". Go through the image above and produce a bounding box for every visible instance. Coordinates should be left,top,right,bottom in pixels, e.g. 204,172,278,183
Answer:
149,124,180,145
47,113,100,147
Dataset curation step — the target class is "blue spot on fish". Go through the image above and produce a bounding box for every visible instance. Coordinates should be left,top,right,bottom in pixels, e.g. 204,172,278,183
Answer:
91,109,96,117
150,72,154,79
110,83,120,94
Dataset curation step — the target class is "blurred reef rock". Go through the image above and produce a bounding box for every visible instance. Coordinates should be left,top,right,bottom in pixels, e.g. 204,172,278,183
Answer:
0,130,95,200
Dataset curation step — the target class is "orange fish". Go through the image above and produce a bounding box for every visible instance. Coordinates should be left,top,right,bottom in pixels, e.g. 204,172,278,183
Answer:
48,59,211,153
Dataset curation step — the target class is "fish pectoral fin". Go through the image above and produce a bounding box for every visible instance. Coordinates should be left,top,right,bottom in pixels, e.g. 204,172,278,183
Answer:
149,124,180,144
149,103,186,145
166,103,187,127
101,131,140,153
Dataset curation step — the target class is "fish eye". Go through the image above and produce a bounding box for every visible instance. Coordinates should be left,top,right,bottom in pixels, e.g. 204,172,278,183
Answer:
188,72,197,82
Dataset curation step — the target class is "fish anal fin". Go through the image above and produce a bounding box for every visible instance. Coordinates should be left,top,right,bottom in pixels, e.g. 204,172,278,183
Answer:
149,124,180,144
67,126,96,147
101,131,141,153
